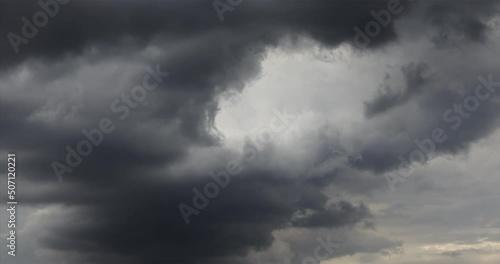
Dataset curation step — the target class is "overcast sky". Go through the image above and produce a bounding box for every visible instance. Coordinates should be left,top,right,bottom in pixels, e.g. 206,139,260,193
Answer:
1,0,500,263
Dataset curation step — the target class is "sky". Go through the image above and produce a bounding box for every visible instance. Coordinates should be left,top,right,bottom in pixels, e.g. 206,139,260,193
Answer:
0,0,500,263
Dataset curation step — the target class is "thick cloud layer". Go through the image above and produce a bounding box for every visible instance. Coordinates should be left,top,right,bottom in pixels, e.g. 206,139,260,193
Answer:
1,0,499,264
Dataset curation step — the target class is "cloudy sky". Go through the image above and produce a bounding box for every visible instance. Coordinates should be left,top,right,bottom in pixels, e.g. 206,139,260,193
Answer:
1,0,500,263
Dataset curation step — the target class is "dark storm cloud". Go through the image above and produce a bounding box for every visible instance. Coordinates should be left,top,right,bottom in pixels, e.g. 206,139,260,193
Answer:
26,167,374,263
353,67,500,174
0,0,408,70
0,0,411,159
0,1,411,262
2,0,499,263
352,0,500,174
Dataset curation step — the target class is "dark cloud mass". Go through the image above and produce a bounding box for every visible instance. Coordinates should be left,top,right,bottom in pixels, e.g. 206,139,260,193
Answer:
1,0,500,263
0,0,403,69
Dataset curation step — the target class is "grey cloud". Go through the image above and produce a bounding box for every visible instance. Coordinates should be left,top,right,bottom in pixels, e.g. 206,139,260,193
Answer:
1,0,500,263
292,201,372,228
364,62,429,118
425,1,500,48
